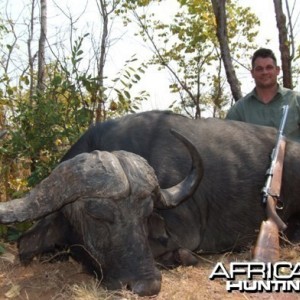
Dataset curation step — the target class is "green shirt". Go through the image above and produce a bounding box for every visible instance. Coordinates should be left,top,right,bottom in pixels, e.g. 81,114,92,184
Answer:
226,85,300,142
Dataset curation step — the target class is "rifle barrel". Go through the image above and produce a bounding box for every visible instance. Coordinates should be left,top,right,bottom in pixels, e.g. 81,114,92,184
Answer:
261,105,289,205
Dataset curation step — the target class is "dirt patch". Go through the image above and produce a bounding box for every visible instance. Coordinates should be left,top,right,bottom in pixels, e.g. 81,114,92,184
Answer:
1,242,300,300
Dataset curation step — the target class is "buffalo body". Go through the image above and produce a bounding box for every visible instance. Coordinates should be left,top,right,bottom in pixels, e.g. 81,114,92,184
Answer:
2,110,300,296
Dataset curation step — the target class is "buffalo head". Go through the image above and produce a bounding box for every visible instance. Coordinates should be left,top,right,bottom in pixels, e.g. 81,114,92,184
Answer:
0,130,203,296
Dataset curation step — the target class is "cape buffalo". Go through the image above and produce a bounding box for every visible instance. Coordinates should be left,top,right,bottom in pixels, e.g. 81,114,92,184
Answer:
60,110,300,253
0,128,202,296
1,110,300,296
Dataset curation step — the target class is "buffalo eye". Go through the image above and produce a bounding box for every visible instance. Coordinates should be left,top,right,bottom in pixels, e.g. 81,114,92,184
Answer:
140,195,154,218
84,198,115,223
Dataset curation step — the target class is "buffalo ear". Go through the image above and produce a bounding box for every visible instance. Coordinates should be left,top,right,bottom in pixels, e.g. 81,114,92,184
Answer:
148,212,168,244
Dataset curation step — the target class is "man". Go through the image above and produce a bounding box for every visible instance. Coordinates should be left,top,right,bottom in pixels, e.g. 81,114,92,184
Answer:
226,48,300,142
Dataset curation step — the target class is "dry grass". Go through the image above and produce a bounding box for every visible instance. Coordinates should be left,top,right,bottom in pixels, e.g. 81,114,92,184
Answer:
1,242,300,300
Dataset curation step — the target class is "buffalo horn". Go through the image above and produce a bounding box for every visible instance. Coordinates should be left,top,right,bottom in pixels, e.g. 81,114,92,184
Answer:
0,151,129,224
156,129,203,208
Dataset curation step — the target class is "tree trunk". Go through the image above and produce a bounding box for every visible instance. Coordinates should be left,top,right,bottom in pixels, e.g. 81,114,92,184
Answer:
27,0,36,102
273,0,292,88
37,0,47,93
211,0,242,102
95,0,109,122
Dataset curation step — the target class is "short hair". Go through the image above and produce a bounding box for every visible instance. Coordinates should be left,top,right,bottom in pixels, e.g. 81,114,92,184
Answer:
251,48,277,68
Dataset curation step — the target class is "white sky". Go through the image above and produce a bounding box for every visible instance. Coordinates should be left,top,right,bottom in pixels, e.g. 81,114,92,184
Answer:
105,0,299,112
3,0,300,114
129,0,298,112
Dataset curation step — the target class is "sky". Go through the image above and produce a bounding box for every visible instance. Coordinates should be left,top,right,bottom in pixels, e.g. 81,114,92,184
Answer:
103,0,299,112
3,0,300,114
127,0,297,112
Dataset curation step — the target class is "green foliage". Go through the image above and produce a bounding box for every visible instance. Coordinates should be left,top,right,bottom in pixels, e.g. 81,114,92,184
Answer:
119,0,259,117
1,35,95,186
110,55,149,115
0,34,148,194
0,222,32,243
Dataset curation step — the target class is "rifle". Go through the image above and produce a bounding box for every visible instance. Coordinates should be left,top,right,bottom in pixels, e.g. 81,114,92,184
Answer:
252,105,289,263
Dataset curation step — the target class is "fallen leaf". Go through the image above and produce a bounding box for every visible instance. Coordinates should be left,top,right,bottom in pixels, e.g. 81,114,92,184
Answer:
0,252,16,264
4,284,21,298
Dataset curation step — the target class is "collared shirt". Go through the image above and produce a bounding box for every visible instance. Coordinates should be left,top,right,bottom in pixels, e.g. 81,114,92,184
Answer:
226,85,300,142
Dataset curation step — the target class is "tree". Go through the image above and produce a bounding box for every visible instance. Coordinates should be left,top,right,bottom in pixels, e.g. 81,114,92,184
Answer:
273,0,293,88
0,0,149,192
122,0,259,117
94,0,119,122
211,0,242,102
37,0,47,93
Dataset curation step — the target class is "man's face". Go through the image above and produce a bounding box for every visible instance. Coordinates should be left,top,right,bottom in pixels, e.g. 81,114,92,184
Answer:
251,57,280,89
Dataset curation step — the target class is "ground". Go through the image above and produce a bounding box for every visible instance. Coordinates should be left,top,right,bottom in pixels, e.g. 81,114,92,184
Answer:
1,242,300,300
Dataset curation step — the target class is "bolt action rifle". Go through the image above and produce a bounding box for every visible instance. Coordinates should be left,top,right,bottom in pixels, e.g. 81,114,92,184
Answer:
252,105,289,263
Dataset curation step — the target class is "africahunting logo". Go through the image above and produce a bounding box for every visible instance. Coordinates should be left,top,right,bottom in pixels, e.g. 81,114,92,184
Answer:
209,262,300,292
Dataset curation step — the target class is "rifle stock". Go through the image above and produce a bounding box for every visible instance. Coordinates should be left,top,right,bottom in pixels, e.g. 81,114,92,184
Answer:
252,219,280,263
252,194,287,263
252,106,288,263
